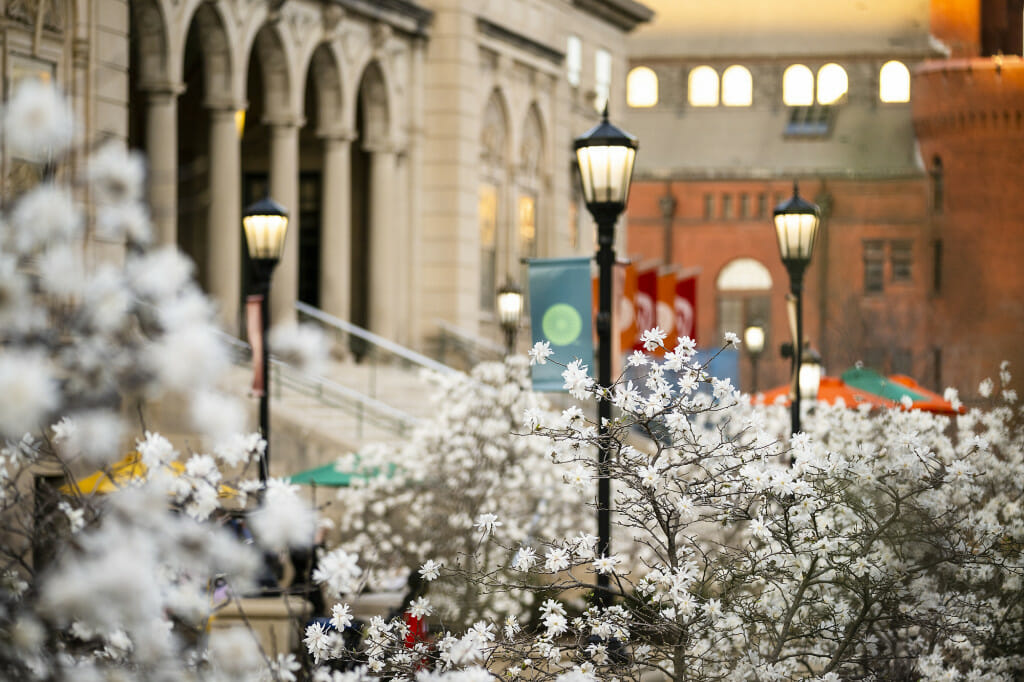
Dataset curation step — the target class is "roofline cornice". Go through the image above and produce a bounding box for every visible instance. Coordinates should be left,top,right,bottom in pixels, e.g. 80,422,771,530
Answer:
333,0,433,38
572,0,654,32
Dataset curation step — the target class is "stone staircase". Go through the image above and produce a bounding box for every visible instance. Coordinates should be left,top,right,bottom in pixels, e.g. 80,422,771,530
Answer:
219,304,468,479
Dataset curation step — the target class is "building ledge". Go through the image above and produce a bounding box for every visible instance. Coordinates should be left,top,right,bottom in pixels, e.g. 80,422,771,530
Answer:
572,0,654,32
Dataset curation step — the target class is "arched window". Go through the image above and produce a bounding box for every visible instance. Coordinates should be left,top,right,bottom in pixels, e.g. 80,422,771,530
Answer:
688,66,719,107
816,63,848,104
716,258,773,351
782,64,814,106
721,65,753,106
879,60,910,103
717,258,773,291
479,91,508,312
627,66,658,107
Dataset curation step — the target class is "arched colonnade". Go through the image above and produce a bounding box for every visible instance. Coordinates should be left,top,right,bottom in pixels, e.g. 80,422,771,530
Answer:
130,0,425,340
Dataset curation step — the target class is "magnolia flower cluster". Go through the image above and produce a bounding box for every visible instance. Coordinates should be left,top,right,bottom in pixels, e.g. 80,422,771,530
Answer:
310,341,1024,682
330,357,594,626
0,82,322,682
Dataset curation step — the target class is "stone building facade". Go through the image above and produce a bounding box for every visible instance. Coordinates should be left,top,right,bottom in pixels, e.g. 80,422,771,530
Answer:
4,0,651,349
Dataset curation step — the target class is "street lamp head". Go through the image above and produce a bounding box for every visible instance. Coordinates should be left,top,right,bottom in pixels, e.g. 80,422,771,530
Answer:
798,345,823,402
496,278,524,333
773,182,821,268
574,107,638,218
242,196,290,263
744,324,766,357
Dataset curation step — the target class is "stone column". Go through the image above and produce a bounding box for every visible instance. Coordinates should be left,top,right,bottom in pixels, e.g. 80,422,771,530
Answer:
268,120,300,325
369,144,398,340
143,84,183,246
208,106,242,332
318,130,354,322
392,150,410,345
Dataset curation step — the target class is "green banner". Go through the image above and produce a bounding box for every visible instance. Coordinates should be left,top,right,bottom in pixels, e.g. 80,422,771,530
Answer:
527,257,594,391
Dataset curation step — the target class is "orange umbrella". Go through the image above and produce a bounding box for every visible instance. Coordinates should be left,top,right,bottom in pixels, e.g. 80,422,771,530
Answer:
886,374,965,415
753,376,898,410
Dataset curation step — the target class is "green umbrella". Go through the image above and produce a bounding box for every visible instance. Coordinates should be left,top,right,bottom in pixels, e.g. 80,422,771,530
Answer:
840,366,962,415
287,460,397,487
288,462,361,487
841,366,931,404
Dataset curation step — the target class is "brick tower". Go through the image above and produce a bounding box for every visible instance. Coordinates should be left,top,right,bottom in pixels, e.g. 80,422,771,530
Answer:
912,0,1024,396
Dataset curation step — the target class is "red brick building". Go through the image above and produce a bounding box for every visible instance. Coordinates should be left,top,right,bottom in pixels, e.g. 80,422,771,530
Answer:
621,0,1023,398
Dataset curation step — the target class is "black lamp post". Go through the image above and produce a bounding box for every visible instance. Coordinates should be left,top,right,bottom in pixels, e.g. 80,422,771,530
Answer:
496,278,524,355
574,107,637,605
772,183,821,437
242,195,289,484
744,323,766,393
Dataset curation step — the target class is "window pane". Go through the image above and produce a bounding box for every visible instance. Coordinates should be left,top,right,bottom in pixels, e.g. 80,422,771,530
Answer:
518,194,537,258
567,36,582,87
817,63,848,105
783,64,813,106
721,65,752,106
863,239,884,293
879,60,910,103
688,66,719,107
479,185,498,310
718,297,743,342
891,240,912,282
594,49,612,112
627,66,658,107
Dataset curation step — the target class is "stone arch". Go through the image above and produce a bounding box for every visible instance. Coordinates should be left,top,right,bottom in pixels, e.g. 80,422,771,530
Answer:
249,23,294,122
519,102,546,181
130,0,170,88
481,88,510,171
306,43,345,134
189,3,233,106
355,59,391,149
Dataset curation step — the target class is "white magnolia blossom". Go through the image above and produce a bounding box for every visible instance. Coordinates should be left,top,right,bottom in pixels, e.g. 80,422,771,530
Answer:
269,322,329,376
2,79,75,162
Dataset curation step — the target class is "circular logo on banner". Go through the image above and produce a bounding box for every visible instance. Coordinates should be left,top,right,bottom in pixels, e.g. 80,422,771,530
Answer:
542,303,583,346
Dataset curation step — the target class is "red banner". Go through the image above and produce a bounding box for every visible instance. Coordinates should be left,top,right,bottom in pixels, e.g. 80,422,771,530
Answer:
247,295,265,396
675,275,698,345
633,267,658,353
656,269,677,353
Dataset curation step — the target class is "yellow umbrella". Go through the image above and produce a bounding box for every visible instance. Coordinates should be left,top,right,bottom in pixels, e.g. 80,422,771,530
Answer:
61,452,237,498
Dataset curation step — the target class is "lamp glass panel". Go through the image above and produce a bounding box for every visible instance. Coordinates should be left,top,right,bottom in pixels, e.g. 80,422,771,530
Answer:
744,325,765,354
576,145,636,205
243,214,289,260
497,289,524,327
774,212,819,262
799,360,822,401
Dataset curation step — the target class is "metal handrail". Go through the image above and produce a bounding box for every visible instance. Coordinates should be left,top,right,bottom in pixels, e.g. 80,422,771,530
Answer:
433,318,505,368
217,332,417,439
296,301,456,376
